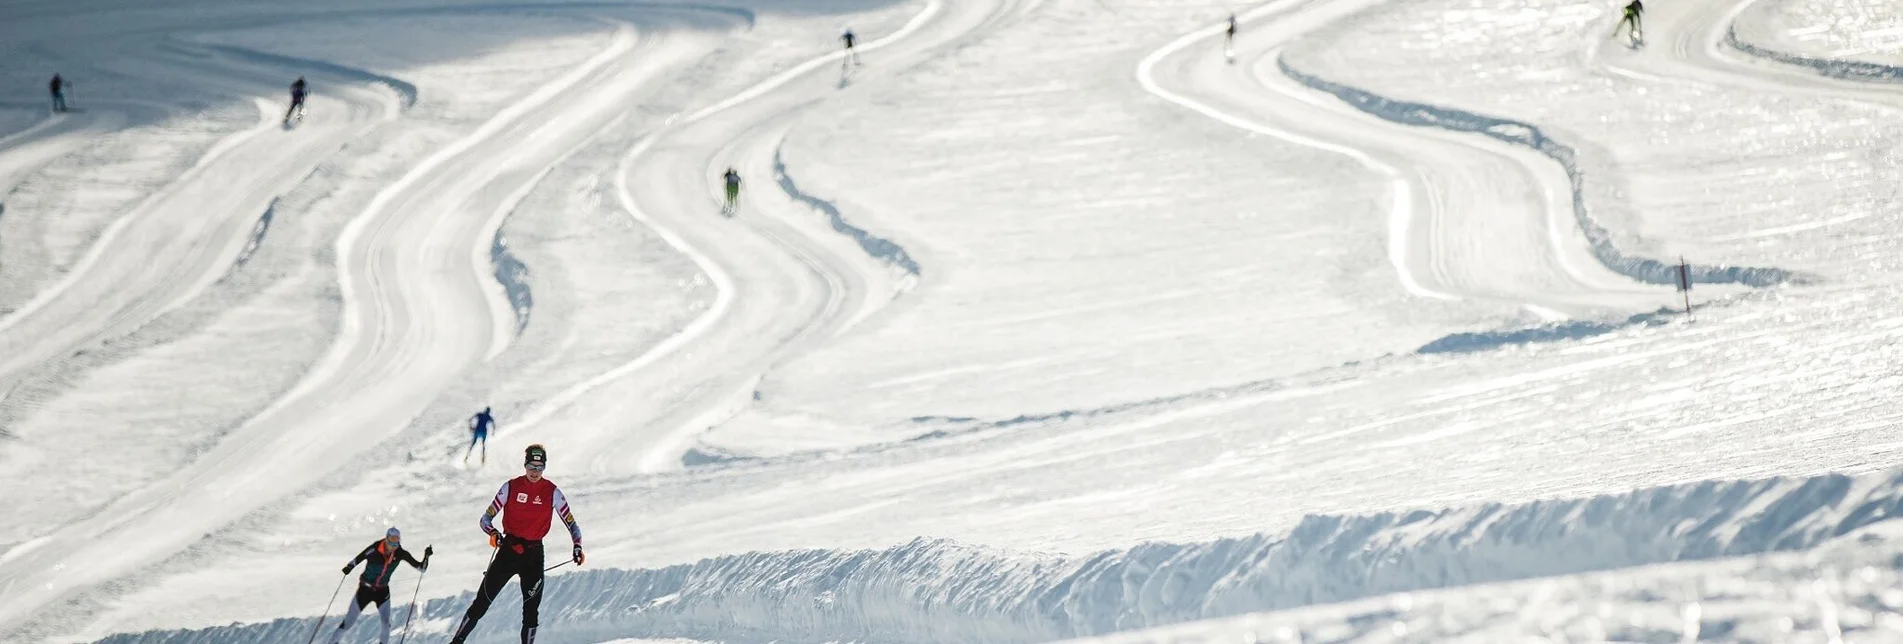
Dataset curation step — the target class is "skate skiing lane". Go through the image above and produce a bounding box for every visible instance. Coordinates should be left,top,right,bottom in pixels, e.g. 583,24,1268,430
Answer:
1143,0,1682,320
0,13,731,635
1598,0,1903,121
0,106,146,200
1584,0,1903,239
487,0,1038,476
0,49,402,408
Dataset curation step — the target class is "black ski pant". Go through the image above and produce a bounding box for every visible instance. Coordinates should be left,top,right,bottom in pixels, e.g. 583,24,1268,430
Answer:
450,538,544,643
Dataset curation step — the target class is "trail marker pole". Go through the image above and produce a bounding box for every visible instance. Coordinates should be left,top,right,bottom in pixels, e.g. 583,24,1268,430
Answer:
1676,256,1693,320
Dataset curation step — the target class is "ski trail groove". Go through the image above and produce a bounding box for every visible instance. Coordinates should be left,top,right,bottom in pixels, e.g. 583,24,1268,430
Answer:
1276,59,1800,289
0,48,400,417
0,12,718,635
1135,0,1451,303
498,1,949,473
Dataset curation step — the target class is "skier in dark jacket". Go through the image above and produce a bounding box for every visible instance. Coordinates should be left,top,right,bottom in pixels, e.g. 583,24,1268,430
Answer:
723,168,741,213
1225,13,1238,55
49,74,68,113
465,406,497,465
1618,0,1644,42
449,444,583,644
286,77,308,123
330,527,431,644
841,28,859,66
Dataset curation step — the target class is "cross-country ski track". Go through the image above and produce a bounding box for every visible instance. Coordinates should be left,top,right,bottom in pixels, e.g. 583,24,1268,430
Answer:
6,0,1903,640
0,7,741,638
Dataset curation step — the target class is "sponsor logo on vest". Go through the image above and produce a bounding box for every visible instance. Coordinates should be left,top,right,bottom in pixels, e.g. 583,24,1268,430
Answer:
533,496,543,505
516,493,529,503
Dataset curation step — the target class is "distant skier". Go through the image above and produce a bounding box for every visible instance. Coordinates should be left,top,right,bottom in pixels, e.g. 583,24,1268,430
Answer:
1224,13,1238,58
465,406,496,465
48,74,68,113
448,444,583,644
285,76,308,123
841,28,859,66
1618,0,1644,43
330,527,431,644
722,167,741,213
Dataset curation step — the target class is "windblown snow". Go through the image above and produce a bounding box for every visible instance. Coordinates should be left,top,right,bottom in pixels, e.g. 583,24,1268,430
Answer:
3,0,1903,641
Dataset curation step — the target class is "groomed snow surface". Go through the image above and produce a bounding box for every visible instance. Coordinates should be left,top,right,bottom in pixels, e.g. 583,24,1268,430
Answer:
3,0,1903,641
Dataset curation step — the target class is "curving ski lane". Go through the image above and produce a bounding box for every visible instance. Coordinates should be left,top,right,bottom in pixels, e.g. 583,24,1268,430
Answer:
0,12,731,637
1143,0,1684,321
486,0,1032,477
1603,0,1903,105
0,46,403,413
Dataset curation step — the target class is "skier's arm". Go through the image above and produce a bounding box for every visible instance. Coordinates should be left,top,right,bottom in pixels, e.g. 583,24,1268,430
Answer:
480,481,510,537
343,542,374,572
399,546,428,569
553,487,582,546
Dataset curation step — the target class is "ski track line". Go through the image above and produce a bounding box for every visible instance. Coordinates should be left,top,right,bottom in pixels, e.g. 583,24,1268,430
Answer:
0,106,141,207
1136,0,1451,303
0,19,668,637
0,101,276,335
504,0,945,470
1591,0,1898,244
0,51,403,397
268,21,640,414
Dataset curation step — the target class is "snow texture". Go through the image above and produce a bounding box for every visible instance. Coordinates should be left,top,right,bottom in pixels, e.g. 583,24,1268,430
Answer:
97,468,1903,643
1277,58,1798,289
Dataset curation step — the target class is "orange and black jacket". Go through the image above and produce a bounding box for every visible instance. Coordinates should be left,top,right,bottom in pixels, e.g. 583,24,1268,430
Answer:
348,540,425,589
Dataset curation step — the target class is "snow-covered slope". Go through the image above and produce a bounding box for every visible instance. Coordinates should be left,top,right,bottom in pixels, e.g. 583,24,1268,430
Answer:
4,0,1903,639
99,467,1903,643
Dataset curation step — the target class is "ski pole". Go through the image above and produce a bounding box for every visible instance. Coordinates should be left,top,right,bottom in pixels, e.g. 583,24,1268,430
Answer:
542,560,571,573
396,565,427,644
304,573,348,644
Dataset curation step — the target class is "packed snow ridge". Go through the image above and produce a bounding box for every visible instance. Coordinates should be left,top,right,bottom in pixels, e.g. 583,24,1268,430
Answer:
1277,58,1802,290
105,467,1903,643
1725,27,1903,82
773,148,921,276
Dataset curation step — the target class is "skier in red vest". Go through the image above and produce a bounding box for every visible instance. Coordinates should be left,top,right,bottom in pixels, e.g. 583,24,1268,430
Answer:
448,444,582,644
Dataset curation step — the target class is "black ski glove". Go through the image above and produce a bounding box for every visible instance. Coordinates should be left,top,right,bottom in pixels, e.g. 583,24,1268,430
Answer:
342,563,354,574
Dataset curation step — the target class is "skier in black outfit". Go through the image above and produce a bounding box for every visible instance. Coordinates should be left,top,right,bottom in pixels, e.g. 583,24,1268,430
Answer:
1618,0,1644,42
330,527,431,644
49,74,68,113
841,28,859,66
1225,13,1238,56
448,444,583,644
723,168,741,213
286,77,308,123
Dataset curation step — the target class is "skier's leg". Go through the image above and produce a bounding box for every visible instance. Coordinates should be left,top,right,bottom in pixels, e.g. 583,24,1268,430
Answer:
376,596,393,644
329,593,367,644
519,545,546,640
450,550,517,643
